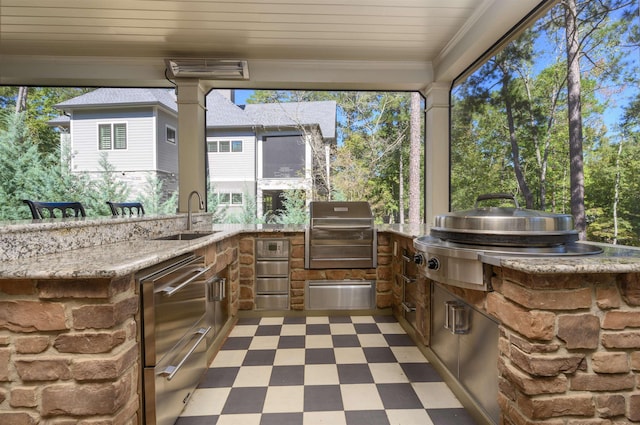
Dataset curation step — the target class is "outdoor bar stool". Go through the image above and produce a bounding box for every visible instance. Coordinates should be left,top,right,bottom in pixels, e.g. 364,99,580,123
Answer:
107,201,145,216
23,200,86,219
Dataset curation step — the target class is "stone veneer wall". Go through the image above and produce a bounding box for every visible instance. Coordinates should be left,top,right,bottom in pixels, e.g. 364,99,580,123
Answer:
0,237,239,425
237,232,393,310
390,234,429,345
485,267,640,424
198,236,240,319
0,275,140,425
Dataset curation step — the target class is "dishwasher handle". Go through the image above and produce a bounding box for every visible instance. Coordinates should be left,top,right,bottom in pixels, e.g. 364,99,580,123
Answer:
158,326,211,381
160,264,214,296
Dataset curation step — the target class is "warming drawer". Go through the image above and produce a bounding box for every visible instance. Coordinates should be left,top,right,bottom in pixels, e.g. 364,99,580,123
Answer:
256,277,289,293
255,238,290,310
305,280,375,310
256,294,289,310
256,260,289,277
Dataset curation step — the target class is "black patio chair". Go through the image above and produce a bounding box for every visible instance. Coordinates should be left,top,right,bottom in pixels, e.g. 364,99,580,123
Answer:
107,201,145,216
23,200,86,219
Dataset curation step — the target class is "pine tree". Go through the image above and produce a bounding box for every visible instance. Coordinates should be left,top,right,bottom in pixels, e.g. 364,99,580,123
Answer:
0,112,49,220
84,152,130,216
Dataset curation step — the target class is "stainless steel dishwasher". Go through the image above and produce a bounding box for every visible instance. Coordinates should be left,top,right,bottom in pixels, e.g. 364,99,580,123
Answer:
138,253,214,425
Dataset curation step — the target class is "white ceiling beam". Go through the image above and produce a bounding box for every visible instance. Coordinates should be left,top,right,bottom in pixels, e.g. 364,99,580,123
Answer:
0,55,432,92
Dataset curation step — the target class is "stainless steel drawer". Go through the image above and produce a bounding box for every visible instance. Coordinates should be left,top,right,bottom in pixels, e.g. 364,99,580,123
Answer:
305,280,375,310
144,317,210,425
255,294,289,310
256,277,289,293
256,260,289,277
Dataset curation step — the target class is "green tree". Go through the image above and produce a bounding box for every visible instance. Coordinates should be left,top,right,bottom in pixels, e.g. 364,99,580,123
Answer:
270,190,309,225
0,112,49,220
138,174,179,215
0,86,92,155
225,191,264,224
83,152,131,216
40,141,94,206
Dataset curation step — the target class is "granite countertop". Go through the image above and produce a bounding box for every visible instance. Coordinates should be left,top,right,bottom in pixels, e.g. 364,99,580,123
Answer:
479,241,640,274
0,224,304,279
1,217,640,279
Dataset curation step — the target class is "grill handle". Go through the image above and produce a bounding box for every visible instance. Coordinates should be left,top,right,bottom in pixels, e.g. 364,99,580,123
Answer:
475,193,519,209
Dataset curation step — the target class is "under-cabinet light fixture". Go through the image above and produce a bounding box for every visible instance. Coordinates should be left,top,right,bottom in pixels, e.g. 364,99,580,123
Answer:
164,59,249,80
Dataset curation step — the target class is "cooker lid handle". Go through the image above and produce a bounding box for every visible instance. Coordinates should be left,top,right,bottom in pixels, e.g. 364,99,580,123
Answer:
475,193,519,209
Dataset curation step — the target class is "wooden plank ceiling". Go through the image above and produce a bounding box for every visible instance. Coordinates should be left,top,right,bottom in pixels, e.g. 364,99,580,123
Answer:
0,0,545,89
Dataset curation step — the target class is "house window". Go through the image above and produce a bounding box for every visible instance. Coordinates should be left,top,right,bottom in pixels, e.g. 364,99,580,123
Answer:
218,192,243,205
166,126,176,144
98,123,127,150
207,140,242,153
231,193,243,205
263,135,305,178
218,193,230,204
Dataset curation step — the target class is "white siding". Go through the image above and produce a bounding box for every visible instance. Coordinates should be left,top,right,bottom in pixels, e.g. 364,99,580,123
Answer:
207,135,256,181
156,109,179,174
70,108,155,172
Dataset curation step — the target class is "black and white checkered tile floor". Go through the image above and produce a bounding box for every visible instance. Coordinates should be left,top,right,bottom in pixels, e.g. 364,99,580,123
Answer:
176,315,478,425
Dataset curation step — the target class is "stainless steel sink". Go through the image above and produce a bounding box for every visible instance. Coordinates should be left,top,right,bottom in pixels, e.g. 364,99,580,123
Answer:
154,231,216,241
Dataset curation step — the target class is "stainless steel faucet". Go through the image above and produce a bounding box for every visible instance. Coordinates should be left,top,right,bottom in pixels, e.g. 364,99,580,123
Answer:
187,190,204,231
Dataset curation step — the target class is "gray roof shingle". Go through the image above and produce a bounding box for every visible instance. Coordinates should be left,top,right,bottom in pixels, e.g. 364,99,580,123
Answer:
55,89,336,140
56,88,177,111
244,101,337,139
205,90,256,127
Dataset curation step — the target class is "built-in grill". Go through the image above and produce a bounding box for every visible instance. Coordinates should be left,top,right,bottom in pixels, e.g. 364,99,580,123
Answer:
305,201,377,269
414,193,603,291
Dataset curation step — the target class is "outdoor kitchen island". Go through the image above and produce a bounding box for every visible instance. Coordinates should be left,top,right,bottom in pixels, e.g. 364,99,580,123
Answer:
406,242,640,425
1,216,640,424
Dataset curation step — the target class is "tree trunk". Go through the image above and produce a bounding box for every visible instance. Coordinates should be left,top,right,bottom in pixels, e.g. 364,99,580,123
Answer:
613,138,623,244
399,150,404,224
15,87,28,113
408,92,421,223
565,0,587,239
502,73,534,208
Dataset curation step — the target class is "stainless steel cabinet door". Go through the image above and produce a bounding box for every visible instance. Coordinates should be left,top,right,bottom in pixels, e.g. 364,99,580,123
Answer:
430,283,459,375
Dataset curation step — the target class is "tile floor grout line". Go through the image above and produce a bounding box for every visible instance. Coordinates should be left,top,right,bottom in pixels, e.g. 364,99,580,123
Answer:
176,315,478,425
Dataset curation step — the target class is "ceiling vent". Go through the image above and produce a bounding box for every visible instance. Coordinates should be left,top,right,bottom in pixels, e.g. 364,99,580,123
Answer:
164,59,249,80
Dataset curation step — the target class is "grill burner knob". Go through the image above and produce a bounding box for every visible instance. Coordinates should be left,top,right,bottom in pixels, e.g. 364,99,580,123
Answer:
413,254,424,265
427,257,440,270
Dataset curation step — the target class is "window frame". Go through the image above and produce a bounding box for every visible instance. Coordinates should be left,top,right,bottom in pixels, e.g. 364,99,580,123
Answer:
217,192,243,205
208,139,243,153
98,122,127,151
165,125,177,145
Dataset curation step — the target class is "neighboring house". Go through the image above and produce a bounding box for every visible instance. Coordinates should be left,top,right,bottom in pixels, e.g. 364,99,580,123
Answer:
54,88,337,218
54,88,180,201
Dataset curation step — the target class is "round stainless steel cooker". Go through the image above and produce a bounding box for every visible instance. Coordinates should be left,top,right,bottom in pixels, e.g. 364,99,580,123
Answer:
430,193,578,247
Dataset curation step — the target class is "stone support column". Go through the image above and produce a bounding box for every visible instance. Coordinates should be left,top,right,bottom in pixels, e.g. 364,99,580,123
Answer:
176,79,207,212
424,82,451,229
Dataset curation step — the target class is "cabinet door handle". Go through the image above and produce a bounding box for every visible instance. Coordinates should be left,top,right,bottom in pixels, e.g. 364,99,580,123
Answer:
450,304,470,334
161,264,214,296
158,326,211,381
444,301,470,334
219,278,226,300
